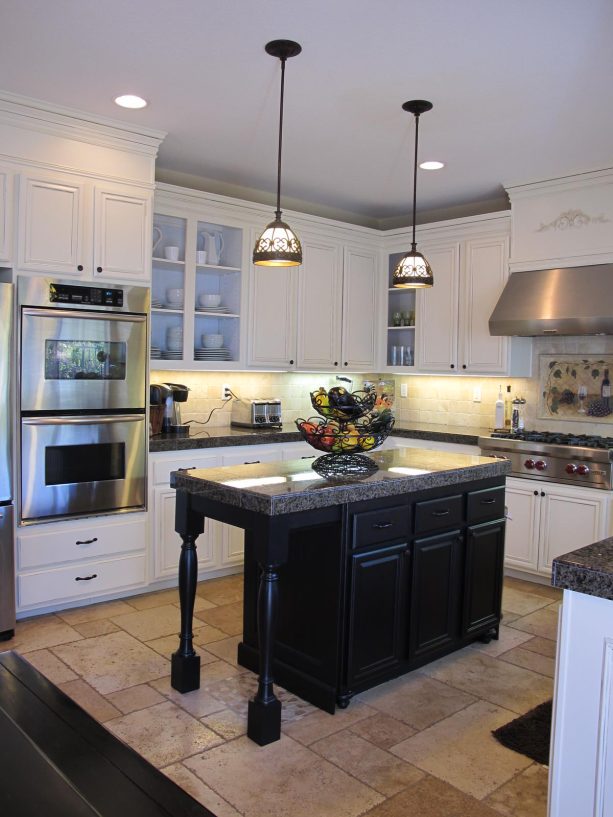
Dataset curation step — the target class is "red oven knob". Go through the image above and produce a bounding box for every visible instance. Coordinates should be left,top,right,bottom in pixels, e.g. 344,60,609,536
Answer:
577,464,590,476
524,458,535,469
565,463,577,474
535,460,547,471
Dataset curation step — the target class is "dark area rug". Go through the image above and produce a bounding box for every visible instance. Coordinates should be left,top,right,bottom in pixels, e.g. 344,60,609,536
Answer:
492,699,552,766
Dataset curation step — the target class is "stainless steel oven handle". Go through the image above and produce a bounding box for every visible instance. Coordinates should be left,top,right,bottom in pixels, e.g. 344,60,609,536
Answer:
22,415,146,426
22,307,146,323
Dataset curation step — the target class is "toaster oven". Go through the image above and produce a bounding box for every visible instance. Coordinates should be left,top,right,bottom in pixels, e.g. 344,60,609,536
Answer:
231,398,282,428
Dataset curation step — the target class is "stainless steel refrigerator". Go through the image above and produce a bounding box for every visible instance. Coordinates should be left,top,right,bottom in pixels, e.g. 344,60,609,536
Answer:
0,282,15,639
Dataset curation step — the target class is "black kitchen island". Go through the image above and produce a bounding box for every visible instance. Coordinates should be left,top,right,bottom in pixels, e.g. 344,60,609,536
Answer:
170,447,510,745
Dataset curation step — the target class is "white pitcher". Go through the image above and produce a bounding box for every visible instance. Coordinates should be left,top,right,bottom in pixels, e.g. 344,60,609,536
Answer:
201,231,224,266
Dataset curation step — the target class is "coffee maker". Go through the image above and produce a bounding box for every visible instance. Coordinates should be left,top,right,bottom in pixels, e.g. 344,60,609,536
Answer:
161,382,190,435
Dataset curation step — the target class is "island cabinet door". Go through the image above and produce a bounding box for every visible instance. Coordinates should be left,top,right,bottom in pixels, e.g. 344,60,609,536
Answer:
462,520,505,637
409,530,461,660
346,543,408,689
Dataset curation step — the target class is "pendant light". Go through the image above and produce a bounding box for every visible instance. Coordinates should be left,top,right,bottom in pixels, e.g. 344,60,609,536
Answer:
392,100,434,288
253,40,303,267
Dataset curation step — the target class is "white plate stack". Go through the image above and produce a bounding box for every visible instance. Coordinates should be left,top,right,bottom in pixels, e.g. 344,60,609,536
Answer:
164,326,183,358
150,345,161,359
195,305,231,313
151,296,163,309
194,347,233,361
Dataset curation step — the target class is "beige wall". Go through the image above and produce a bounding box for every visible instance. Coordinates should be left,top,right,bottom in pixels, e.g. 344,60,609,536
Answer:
153,336,613,437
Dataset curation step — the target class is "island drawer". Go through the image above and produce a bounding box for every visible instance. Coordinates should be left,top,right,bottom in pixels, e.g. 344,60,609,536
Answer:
415,494,463,534
466,486,505,524
351,504,410,549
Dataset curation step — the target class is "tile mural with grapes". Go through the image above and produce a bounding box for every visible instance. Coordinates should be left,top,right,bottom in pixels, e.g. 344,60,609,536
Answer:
539,355,613,421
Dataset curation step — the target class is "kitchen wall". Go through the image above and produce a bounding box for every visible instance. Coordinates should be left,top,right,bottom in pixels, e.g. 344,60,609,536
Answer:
153,336,613,436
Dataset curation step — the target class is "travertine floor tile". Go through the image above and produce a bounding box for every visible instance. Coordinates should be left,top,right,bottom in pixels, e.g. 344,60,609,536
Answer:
357,671,476,730
53,630,169,694
499,646,555,678
201,708,247,740
502,586,554,616
124,588,184,610
504,578,561,601
110,604,182,641
522,636,557,658
423,650,552,714
469,624,534,657
145,634,218,665
56,599,135,624
150,675,227,718
184,734,384,817
362,775,503,817
59,679,122,722
312,729,425,796
22,648,77,684
106,683,166,714
6,615,82,653
176,596,217,612
193,623,228,645
106,700,223,768
508,607,560,641
162,763,242,817
391,700,533,799
349,713,416,750
203,635,240,665
196,575,244,606
283,701,375,745
72,619,120,638
485,763,548,817
194,601,243,636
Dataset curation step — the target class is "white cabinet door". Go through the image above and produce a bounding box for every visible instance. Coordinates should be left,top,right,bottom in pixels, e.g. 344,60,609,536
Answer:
415,242,460,372
341,246,378,370
94,184,151,282
0,167,12,263
503,477,541,572
153,486,218,579
296,237,343,370
18,173,86,275
538,483,609,574
459,234,509,374
248,262,297,368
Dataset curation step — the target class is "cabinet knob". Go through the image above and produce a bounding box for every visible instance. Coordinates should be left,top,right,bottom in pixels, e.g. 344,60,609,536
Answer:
450,364,455,369
334,361,338,367
462,364,467,369
534,490,538,495
289,359,294,365
540,491,545,497
77,264,84,272
344,361,348,367
96,266,103,273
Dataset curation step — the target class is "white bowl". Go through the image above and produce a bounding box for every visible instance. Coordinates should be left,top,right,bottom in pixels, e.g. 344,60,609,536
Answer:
166,288,184,305
199,293,221,308
202,333,224,349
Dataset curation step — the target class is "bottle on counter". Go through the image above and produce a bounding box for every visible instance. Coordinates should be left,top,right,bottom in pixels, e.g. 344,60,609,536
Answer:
504,385,513,428
602,368,611,410
494,385,505,430
511,396,526,432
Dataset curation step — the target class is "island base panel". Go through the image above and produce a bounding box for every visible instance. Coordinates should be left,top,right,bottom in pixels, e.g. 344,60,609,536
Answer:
171,651,200,693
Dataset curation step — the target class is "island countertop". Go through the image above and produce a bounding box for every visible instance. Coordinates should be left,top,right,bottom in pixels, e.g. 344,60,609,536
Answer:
552,537,613,601
170,447,510,516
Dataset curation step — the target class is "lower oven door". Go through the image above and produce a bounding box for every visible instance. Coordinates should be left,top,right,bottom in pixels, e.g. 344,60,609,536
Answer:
21,414,147,523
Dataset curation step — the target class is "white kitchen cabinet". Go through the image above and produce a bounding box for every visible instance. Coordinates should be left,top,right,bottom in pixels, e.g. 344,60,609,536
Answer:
248,257,297,369
0,166,13,264
340,245,378,370
504,476,611,577
414,240,460,372
17,171,152,281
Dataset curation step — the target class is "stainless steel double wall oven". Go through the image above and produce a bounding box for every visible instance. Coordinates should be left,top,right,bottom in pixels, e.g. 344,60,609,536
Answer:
18,277,149,523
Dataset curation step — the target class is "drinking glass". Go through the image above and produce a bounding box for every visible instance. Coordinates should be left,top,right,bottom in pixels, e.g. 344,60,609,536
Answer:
578,385,587,413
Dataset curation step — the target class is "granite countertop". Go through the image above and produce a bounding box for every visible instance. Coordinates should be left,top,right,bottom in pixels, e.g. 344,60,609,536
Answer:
552,538,613,601
150,422,492,452
170,447,510,516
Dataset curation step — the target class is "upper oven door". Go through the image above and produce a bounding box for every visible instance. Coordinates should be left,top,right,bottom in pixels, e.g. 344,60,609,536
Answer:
20,307,147,412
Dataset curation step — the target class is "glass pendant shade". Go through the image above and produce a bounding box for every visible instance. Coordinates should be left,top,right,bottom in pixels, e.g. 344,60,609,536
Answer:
392,247,433,288
253,40,303,267
253,216,302,266
393,99,434,288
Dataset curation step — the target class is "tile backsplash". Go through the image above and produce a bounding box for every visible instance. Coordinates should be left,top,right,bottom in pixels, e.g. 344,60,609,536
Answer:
153,337,613,437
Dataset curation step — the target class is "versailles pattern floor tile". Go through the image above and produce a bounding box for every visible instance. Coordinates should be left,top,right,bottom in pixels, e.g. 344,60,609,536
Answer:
11,574,554,817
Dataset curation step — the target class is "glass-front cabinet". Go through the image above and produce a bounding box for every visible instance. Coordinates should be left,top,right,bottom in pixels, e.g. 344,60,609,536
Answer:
384,252,416,370
150,194,244,370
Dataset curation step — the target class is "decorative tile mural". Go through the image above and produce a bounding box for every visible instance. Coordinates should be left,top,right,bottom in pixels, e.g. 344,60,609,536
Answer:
539,355,613,421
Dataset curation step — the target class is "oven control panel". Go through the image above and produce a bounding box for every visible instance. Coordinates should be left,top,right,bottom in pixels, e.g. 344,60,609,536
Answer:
49,283,123,307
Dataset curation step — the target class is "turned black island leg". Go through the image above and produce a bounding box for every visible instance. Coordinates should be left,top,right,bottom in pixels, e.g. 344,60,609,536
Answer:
171,489,204,693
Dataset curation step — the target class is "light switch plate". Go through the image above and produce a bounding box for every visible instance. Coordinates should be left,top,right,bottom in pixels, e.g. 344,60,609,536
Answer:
473,386,481,402
400,383,408,398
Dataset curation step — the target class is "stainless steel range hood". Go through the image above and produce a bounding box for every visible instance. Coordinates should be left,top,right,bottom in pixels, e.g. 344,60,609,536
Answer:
489,264,613,336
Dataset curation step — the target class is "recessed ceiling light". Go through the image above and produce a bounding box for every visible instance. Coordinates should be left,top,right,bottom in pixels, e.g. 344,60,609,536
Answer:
419,160,445,170
114,94,148,109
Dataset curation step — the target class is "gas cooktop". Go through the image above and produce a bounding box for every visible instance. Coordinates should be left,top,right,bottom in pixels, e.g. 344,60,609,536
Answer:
490,430,613,450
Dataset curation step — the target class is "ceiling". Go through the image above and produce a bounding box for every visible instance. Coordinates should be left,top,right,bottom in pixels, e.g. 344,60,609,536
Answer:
1,0,612,228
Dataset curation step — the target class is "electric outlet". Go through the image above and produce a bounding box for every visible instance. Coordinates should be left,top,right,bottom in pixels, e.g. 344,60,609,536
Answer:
222,383,232,400
400,383,408,398
473,386,482,402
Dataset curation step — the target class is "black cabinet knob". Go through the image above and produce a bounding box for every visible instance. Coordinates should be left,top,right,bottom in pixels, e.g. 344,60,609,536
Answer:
541,491,545,497
334,361,338,366
450,364,455,369
289,359,294,365
344,361,348,366
77,264,84,272
462,364,467,369
534,490,538,495
96,266,102,273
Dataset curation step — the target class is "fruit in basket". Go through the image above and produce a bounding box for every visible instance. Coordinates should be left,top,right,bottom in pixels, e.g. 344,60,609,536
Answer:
320,422,339,451
312,387,330,412
328,386,356,408
358,433,377,451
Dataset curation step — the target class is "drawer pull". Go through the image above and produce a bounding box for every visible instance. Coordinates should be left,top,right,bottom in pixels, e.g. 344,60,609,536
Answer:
75,537,98,546
372,521,393,530
480,498,496,505
301,455,316,459
243,460,260,464
432,509,450,517
178,467,196,472
75,574,98,582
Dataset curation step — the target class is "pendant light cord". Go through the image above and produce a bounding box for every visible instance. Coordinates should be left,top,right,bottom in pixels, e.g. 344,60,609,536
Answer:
275,56,286,221
411,112,420,251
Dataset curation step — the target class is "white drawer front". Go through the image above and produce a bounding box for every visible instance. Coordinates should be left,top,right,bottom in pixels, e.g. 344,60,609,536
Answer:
152,453,221,485
18,553,147,608
221,447,280,466
18,516,146,570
